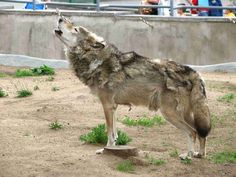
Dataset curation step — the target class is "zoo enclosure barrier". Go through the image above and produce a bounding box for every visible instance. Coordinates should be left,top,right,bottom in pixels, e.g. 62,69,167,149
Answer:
0,0,236,16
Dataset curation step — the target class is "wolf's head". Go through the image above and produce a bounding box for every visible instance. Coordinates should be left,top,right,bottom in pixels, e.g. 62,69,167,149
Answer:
55,16,106,49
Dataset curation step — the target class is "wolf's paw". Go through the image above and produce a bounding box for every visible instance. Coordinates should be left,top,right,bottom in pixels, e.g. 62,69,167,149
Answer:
193,152,204,158
179,152,192,160
96,148,104,154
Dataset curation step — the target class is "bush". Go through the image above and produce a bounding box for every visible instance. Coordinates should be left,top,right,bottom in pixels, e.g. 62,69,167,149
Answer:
15,65,55,77
16,89,32,98
80,124,132,145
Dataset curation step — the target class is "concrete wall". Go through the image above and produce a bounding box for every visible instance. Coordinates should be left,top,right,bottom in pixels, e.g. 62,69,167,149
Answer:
0,10,235,65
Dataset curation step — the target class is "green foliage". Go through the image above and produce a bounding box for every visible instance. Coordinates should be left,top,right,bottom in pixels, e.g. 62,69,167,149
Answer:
15,69,35,77
79,124,131,145
31,65,55,75
15,65,55,77
0,89,8,97
49,120,63,130
181,158,192,164
80,124,107,144
148,157,165,166
209,151,236,164
217,93,235,103
16,89,32,98
116,131,132,145
169,149,179,158
116,160,134,173
121,115,165,127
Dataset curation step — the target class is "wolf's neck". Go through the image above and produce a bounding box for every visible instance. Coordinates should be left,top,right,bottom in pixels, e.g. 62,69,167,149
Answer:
65,44,123,88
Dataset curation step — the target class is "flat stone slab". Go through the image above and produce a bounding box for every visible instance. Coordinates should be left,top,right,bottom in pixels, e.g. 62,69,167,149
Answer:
104,145,138,157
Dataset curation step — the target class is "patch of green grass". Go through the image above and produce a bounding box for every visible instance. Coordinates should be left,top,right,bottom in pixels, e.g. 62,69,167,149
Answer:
31,65,55,75
121,115,165,127
116,131,132,145
217,93,235,103
15,69,35,77
15,65,55,77
0,73,8,77
79,124,132,145
211,113,224,128
0,89,8,97
181,158,192,164
148,157,165,166
116,160,134,173
52,86,60,91
169,149,179,158
209,151,236,164
49,120,63,130
16,89,32,98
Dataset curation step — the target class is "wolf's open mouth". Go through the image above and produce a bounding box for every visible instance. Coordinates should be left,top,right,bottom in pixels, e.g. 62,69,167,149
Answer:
55,29,63,36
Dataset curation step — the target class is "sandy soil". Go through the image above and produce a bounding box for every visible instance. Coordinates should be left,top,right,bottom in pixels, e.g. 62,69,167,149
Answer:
0,65,236,177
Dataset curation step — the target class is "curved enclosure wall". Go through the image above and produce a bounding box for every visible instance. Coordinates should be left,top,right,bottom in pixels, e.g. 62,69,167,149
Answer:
0,10,235,65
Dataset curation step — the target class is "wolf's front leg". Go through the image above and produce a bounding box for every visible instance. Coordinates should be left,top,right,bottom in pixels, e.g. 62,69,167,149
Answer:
99,91,118,146
96,101,117,154
103,103,118,146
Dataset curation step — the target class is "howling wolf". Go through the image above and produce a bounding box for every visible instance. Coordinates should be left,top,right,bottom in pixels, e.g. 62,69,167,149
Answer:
54,15,211,159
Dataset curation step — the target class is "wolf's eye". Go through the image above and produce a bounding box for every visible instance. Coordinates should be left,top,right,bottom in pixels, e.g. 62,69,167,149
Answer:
74,28,78,32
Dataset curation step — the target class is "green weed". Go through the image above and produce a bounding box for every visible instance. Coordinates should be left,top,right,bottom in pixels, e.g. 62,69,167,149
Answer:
121,115,165,127
15,69,35,77
31,65,55,75
209,151,236,164
169,149,179,158
0,89,8,97
16,89,32,98
116,160,134,173
49,120,63,130
15,65,55,77
148,157,165,166
79,124,131,145
217,93,235,103
116,131,132,145
181,158,192,164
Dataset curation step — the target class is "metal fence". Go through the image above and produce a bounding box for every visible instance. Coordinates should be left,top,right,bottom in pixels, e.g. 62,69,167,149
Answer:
0,0,236,16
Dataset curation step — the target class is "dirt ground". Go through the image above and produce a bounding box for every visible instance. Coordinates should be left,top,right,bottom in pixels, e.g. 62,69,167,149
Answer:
0,65,236,177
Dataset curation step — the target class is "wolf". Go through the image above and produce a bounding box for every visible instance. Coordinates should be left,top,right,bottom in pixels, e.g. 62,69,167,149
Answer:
54,15,211,159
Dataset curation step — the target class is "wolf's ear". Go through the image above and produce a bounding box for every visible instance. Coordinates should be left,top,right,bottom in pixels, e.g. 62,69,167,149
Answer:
79,26,105,48
78,26,90,36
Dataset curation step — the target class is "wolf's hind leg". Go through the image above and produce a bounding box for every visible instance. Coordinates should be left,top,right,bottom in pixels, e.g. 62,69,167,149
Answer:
160,109,197,159
193,136,206,158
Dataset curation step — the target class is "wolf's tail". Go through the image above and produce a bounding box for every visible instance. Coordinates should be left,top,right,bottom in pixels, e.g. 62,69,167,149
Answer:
190,72,211,138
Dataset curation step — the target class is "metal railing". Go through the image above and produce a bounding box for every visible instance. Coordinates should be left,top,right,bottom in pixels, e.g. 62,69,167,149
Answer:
0,0,236,16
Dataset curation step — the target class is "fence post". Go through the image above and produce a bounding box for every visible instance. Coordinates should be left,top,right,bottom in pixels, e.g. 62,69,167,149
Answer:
32,0,35,10
170,0,174,16
96,0,100,12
